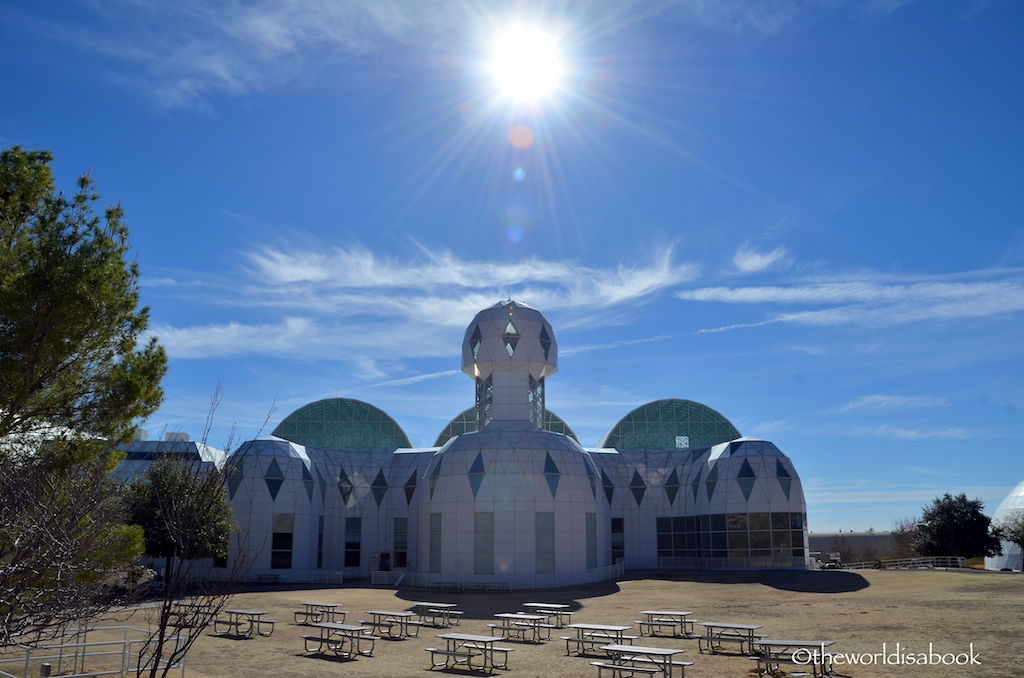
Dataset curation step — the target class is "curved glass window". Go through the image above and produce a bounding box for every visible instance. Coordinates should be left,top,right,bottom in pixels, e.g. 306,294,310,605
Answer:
272,398,412,449
433,406,580,447
597,399,741,449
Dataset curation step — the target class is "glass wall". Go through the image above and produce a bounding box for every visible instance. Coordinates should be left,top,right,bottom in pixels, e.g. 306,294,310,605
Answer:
656,512,807,564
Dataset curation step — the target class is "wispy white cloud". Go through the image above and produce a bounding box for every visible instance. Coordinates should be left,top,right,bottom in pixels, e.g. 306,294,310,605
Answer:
150,245,696,362
852,425,971,440
837,395,950,412
679,275,1024,328
732,245,789,273
361,369,463,389
559,335,674,357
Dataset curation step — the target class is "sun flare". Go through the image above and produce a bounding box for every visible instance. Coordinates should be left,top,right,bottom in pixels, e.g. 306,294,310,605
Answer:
489,25,563,102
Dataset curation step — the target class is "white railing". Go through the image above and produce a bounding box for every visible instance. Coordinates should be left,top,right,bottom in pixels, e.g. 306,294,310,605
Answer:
1,627,184,678
371,560,625,590
656,555,811,570
841,556,966,570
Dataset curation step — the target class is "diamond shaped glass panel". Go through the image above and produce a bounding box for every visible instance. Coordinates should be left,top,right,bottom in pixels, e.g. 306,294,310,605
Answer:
665,469,680,505
737,477,756,500
405,470,417,505
776,459,791,478
265,477,283,500
265,458,284,480
338,468,353,505
371,469,388,506
777,477,792,499
738,459,756,479
629,469,646,506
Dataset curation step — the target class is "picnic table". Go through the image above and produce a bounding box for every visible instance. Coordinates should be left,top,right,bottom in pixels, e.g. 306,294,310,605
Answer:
598,643,691,678
294,602,344,624
563,623,636,655
753,639,835,677
637,610,695,637
215,609,275,637
363,610,418,639
522,602,574,627
491,613,550,642
696,622,764,655
431,632,512,671
409,602,461,626
302,622,374,658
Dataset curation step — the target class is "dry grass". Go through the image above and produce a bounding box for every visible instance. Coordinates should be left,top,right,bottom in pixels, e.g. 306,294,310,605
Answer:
94,569,1024,677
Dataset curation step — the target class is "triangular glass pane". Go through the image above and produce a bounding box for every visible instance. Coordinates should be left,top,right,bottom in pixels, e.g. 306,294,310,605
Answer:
504,321,518,336
705,479,717,500
266,477,283,500
692,480,700,501
738,459,756,479
429,475,439,499
304,479,314,501
666,483,679,505
469,452,485,475
338,468,353,505
265,458,284,479
776,459,791,478
544,453,559,475
228,475,242,499
545,473,559,497
603,483,614,505
302,464,313,481
588,476,596,498
431,457,443,476
372,486,387,506
505,337,518,356
631,485,645,506
706,464,718,481
470,325,482,342
469,473,484,498
737,477,756,500
778,477,792,499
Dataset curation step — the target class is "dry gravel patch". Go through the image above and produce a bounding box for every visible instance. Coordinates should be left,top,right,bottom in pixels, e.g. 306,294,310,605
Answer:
97,569,1024,678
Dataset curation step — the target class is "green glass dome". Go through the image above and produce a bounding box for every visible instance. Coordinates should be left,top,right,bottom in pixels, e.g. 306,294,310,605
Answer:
596,399,740,450
272,398,412,450
434,406,579,447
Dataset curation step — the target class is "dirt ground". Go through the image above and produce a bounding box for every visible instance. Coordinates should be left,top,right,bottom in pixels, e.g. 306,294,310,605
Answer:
56,569,1024,677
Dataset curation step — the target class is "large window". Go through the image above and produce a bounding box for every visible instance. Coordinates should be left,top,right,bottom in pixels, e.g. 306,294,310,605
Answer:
475,512,494,575
344,517,361,568
656,512,807,561
536,512,554,574
611,518,625,563
429,513,442,573
394,517,408,568
271,513,294,569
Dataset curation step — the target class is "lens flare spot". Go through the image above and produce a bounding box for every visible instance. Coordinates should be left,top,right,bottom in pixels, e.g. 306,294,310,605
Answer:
507,227,524,244
513,167,525,181
508,124,534,149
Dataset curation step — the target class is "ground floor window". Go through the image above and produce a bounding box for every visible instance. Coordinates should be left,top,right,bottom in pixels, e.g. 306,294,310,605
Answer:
475,512,494,575
586,513,598,569
611,517,625,563
656,512,807,560
344,517,361,567
271,513,294,569
394,517,408,568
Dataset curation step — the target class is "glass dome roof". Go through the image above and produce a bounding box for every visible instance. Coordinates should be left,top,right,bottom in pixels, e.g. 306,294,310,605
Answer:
272,398,412,450
596,398,740,450
433,406,579,447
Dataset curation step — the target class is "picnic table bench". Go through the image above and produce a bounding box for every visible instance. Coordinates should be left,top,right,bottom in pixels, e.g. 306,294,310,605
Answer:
590,661,662,678
425,647,482,670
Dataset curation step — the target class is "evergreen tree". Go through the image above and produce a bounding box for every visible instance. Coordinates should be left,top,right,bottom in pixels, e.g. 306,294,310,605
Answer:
912,493,1002,559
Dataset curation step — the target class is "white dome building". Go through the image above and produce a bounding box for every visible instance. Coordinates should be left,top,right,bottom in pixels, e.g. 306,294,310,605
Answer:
122,300,810,588
985,478,1024,571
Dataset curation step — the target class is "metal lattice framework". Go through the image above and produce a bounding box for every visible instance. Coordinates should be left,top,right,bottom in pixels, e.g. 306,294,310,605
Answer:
272,398,413,450
433,406,579,447
597,399,740,450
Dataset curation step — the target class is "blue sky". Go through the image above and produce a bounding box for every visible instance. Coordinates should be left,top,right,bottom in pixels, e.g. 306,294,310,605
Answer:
3,0,1022,532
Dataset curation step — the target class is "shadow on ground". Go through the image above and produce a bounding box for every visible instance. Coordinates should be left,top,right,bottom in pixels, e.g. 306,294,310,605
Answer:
628,569,870,593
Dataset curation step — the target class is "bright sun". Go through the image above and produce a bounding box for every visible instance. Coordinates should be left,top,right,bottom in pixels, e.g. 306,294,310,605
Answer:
489,25,563,102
